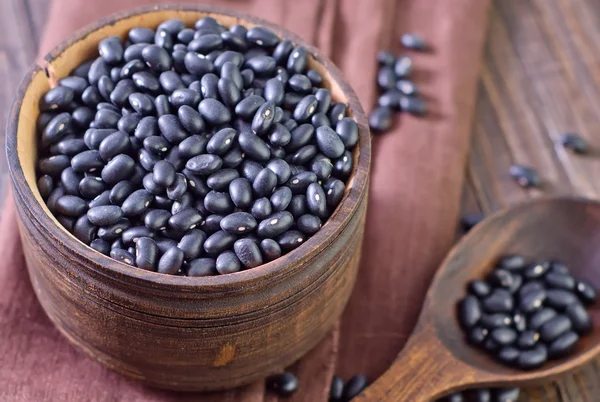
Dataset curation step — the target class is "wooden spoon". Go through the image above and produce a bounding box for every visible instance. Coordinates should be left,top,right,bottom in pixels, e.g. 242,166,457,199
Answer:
356,196,600,401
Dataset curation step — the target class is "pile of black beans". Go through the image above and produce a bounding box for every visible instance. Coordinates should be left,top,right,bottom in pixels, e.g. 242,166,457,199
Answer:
458,256,596,370
266,371,369,401
36,17,360,276
441,387,520,402
369,33,427,134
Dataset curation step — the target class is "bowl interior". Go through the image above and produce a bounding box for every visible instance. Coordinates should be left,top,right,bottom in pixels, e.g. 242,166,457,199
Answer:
429,197,600,382
9,6,370,287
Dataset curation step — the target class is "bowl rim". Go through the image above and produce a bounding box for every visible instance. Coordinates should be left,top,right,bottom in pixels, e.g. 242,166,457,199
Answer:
6,3,371,290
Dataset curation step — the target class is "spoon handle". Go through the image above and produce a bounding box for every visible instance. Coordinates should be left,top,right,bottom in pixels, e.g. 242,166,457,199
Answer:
354,325,480,401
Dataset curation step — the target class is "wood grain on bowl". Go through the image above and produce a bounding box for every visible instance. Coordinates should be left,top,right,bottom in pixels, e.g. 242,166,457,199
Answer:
6,5,371,391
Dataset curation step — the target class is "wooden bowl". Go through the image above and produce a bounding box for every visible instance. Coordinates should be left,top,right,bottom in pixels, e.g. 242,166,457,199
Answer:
6,5,370,391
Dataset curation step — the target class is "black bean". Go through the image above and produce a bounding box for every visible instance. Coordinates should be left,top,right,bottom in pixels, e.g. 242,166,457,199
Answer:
165,173,186,201
122,226,153,244
544,272,575,291
287,194,307,219
170,192,193,214
142,172,165,195
186,257,216,276
154,29,173,51
513,312,527,332
517,330,540,349
177,105,205,135
377,91,402,110
88,190,111,208
480,314,512,328
235,95,266,121
510,165,541,188
266,372,298,397
246,26,279,47
329,375,344,402
41,86,75,112
198,98,231,126
143,135,171,155
230,238,262,269
128,26,154,44
245,56,276,77
251,168,277,197
59,167,81,195
38,175,54,199
69,150,103,174
311,112,330,128
263,78,285,106
170,88,201,109
239,131,271,162
376,51,396,67
186,154,223,175
324,178,345,209
55,195,87,217
41,113,71,146
257,211,294,238
199,214,222,234
287,171,317,194
576,280,597,304
494,388,520,402
96,131,128,161
548,331,579,359
251,197,273,221
167,208,202,232
149,160,175,187
277,230,306,252
400,33,427,51
305,182,327,219
144,209,171,231
528,308,557,331
482,289,513,314
560,133,588,154
101,154,135,185
540,315,572,343
565,303,592,334
469,280,491,298
158,246,184,275
296,214,322,235
203,230,236,255
133,116,158,140
488,269,514,289
377,67,397,91
204,191,234,215
306,69,322,87
468,326,489,345
206,128,235,155
519,288,546,314
292,94,318,123
111,249,135,265
519,281,543,299
546,289,579,310
497,347,520,364
90,238,111,255
394,55,413,78
95,108,121,129
523,261,550,279
270,187,293,212
72,215,97,245
121,189,153,216
84,128,115,150
251,101,276,135
57,215,75,232
288,74,312,94
369,106,393,133
86,205,123,226
134,237,159,271
516,344,548,369
459,295,482,329
54,138,86,157
445,393,465,402
342,375,368,401
206,169,238,191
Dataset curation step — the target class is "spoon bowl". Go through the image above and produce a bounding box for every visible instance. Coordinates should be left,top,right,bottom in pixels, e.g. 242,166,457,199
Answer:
357,196,600,401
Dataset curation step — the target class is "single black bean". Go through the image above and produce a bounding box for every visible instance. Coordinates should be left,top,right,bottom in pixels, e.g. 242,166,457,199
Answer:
277,230,306,252
523,261,550,279
482,289,513,314
377,91,402,110
151,160,176,187
186,154,223,175
271,187,292,211
545,272,575,291
132,71,160,93
73,215,97,244
264,78,284,106
41,86,75,111
468,326,489,345
120,60,146,80
156,114,187,144
200,214,223,234
122,189,153,216
144,209,171,231
251,101,276,134
109,79,135,107
329,103,347,127
342,375,369,402
55,195,87,217
519,288,546,314
207,127,237,155
54,138,87,157
257,239,279,262
134,116,159,140
200,73,219,99
170,192,193,214
122,226,153,244
129,27,155,44
459,295,482,329
336,117,359,148
287,194,307,219
167,173,187,200
540,315,572,343
488,269,515,289
329,375,344,402
377,67,397,90
565,303,592,334
517,344,548,369
177,135,206,159
204,191,234,215
257,211,294,238
369,106,393,133
87,205,123,226
513,312,527,332
158,246,184,275
529,308,558,331
480,314,512,328
469,280,492,298
324,178,345,209
519,281,544,299
88,190,111,208
288,74,312,94
548,331,579,359
57,215,76,231
510,165,541,188
188,34,223,54
400,33,427,51
187,257,217,276
71,107,95,129
497,347,520,364
252,197,273,220
170,88,201,109
253,168,278,197
546,289,579,310
400,96,427,116
233,238,263,268
246,26,279,47
311,112,330,128
517,330,540,349
296,214,322,235
266,372,298,397
168,208,203,231
154,29,174,51
97,131,129,161
239,131,271,162
90,238,111,255
394,55,413,78
560,133,588,154
293,94,318,123
498,255,527,271
245,55,276,76
235,95,266,120
445,393,465,402
178,105,205,135
494,388,520,402
156,238,177,254
204,230,236,255
41,113,71,146
95,108,121,128
101,154,135,185
84,128,116,150
576,281,597,304
143,135,171,154
60,167,82,195
306,182,327,219
287,171,318,194
206,168,238,191
38,175,54,199
174,229,206,261
198,98,231,125
508,274,523,294
135,237,159,271
142,173,165,195
159,71,185,95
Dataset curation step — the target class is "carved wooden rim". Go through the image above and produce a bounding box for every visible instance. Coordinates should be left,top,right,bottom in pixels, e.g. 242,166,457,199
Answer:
6,4,371,289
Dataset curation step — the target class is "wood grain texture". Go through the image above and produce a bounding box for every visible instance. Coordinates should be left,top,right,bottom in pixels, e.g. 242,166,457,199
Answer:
466,0,600,400
6,5,371,392
360,197,600,401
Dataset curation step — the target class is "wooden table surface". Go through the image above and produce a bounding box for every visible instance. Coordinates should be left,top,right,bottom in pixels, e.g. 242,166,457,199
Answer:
2,0,600,400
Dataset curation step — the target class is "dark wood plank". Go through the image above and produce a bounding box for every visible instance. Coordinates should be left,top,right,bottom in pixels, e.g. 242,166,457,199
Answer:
467,0,600,400
0,0,51,214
